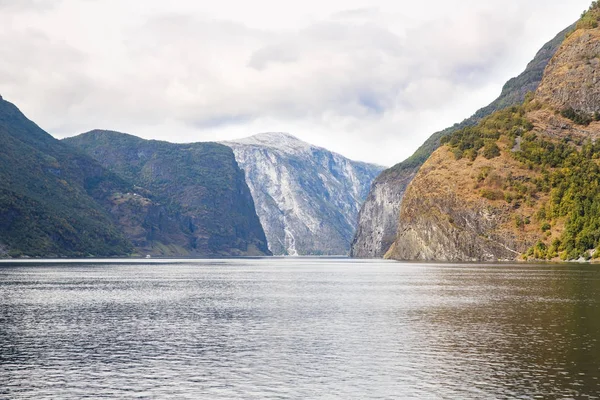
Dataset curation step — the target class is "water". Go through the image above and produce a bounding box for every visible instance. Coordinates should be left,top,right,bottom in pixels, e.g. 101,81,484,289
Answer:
1,258,600,399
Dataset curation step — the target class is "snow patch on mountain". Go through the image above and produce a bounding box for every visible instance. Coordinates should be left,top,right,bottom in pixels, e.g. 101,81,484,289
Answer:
223,133,384,255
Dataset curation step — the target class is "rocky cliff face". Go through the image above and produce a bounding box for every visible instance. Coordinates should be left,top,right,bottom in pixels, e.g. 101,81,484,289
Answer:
224,133,384,255
385,148,541,262
388,11,600,262
351,24,574,258
350,166,417,258
65,130,271,257
537,29,600,113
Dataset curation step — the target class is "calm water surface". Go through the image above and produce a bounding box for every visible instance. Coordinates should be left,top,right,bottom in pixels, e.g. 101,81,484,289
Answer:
1,258,599,399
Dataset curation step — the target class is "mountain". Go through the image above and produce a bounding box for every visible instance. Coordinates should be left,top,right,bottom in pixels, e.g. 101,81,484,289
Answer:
387,4,600,262
0,96,133,257
351,23,575,258
65,130,271,257
223,133,384,255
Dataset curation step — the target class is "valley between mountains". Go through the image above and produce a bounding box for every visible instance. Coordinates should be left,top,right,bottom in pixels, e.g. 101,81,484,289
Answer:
0,99,381,257
3,4,600,262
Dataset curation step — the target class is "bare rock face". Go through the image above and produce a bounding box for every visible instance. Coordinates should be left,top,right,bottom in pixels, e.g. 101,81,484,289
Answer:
350,167,417,258
224,133,384,256
0,243,9,258
385,150,536,262
536,29,600,114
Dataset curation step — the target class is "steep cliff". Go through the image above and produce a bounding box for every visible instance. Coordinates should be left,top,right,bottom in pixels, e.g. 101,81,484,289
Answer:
386,144,543,262
536,28,600,113
65,131,271,257
388,6,600,262
351,24,574,258
224,133,384,255
350,166,417,258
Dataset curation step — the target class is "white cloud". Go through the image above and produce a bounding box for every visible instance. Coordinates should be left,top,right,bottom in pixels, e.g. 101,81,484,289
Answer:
0,0,59,11
0,0,592,166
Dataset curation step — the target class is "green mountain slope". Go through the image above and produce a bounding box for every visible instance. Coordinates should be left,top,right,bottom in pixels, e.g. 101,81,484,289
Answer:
0,96,133,257
64,130,271,257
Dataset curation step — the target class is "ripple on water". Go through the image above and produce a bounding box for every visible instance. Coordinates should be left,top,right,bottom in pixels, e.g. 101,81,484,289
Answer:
1,260,600,399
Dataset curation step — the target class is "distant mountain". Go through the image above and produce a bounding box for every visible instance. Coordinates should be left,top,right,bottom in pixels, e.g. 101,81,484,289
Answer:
65,130,271,257
0,96,132,257
223,133,384,255
351,23,575,258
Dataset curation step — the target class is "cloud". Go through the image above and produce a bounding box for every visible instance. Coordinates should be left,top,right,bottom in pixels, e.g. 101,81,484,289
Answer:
0,0,591,166
331,7,381,20
0,28,92,118
0,0,60,12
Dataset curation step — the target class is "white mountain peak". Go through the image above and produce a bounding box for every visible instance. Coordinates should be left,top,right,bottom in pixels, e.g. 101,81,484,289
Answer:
226,132,315,155
221,131,385,255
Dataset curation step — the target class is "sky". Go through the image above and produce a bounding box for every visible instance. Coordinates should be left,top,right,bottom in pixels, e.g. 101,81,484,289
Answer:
0,0,592,166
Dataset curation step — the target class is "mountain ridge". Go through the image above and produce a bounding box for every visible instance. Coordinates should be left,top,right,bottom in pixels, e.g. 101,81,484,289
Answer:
224,132,384,255
351,22,576,259
387,5,600,262
63,129,271,257
225,132,387,169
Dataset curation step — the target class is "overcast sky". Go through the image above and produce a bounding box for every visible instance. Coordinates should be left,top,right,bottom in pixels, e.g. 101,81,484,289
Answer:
0,0,591,166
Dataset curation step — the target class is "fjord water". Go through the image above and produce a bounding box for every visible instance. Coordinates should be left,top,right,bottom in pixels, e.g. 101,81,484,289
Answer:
1,259,599,399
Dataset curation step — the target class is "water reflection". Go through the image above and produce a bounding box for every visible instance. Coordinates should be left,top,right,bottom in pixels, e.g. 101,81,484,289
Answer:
0,260,599,399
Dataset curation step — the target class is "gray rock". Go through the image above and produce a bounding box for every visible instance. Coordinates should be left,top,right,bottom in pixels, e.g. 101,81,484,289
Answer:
350,167,417,258
224,133,384,255
0,243,8,258
537,29,600,114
